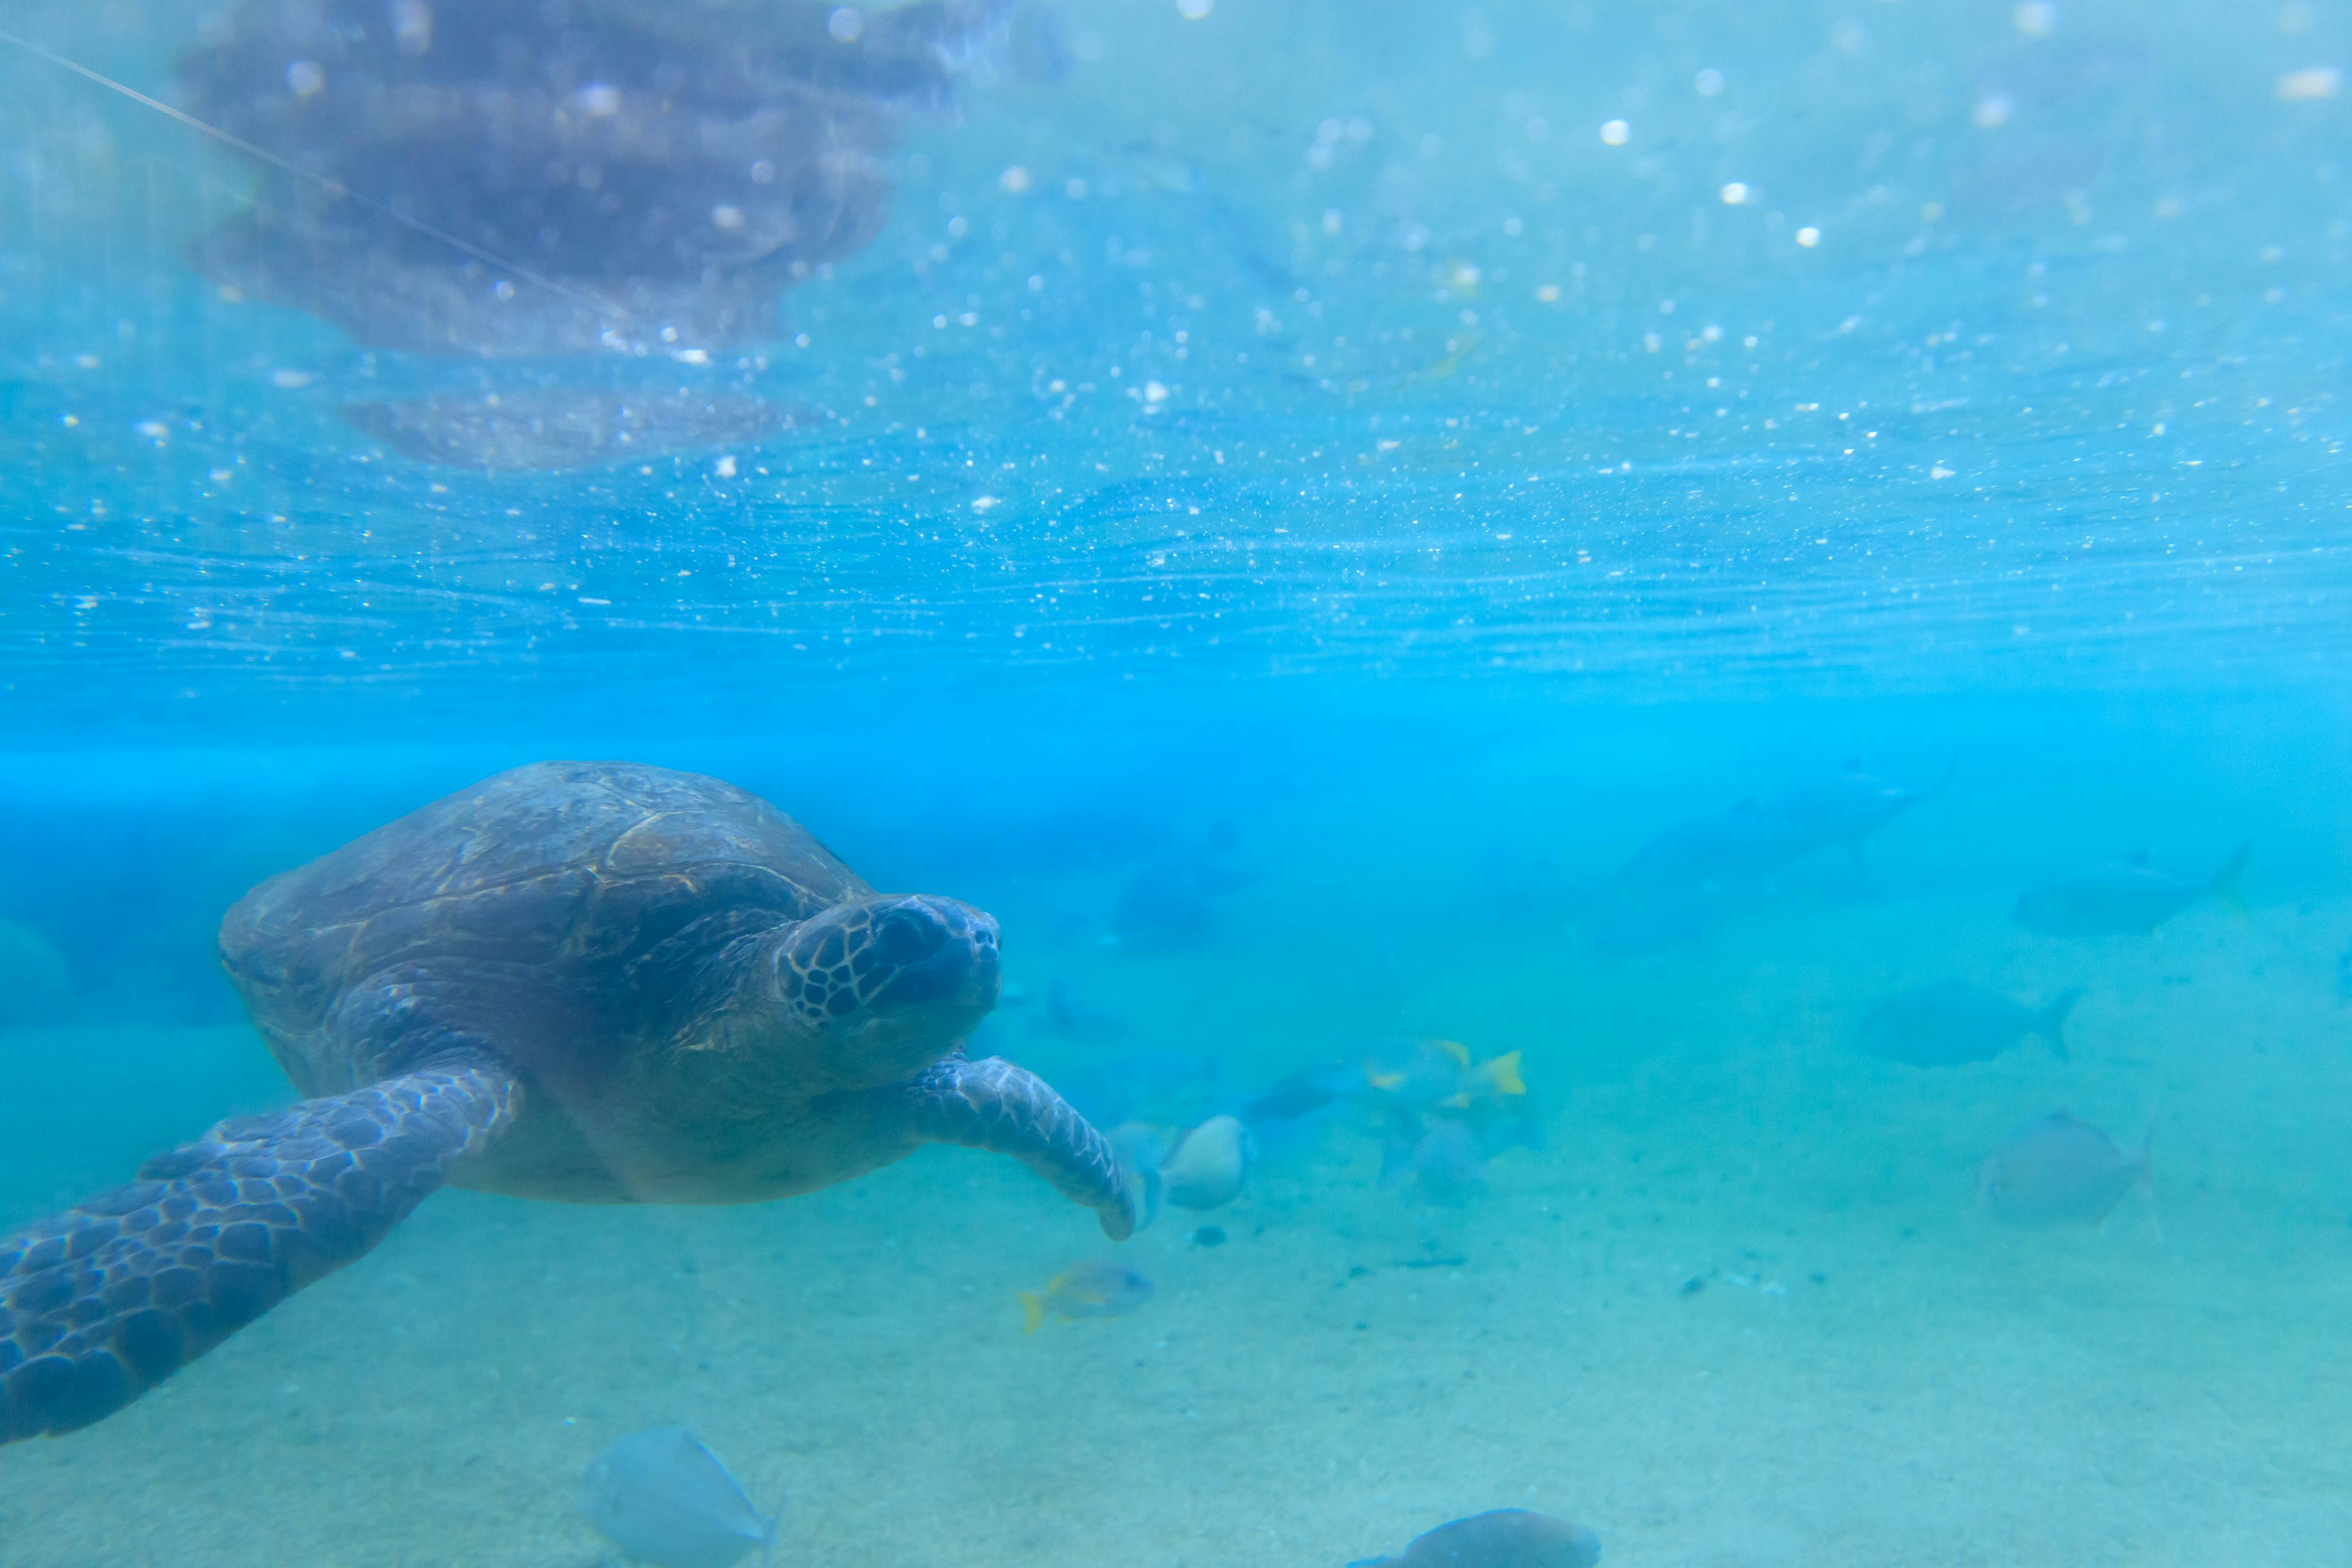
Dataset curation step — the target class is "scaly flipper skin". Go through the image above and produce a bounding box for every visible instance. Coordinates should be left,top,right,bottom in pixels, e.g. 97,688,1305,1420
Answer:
897,1055,1137,1240
0,1065,518,1444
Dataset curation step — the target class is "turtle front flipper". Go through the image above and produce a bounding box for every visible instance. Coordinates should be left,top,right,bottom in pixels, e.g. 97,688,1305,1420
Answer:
895,1056,1137,1240
0,1063,519,1444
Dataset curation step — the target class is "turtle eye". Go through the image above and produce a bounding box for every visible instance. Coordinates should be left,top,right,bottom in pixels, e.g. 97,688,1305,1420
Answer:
871,905,951,965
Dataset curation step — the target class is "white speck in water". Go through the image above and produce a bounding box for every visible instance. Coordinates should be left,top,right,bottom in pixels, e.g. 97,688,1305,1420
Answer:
2277,67,2342,101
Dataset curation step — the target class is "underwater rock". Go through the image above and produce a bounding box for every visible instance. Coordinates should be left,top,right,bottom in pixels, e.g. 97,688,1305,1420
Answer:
341,390,805,469
1349,1509,1602,1568
578,1427,777,1568
1858,981,2081,1067
2014,844,2249,935
1977,1110,2154,1230
175,0,1025,357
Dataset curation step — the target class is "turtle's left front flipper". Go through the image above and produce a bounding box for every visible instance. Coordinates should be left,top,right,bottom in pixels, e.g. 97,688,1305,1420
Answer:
0,1063,519,1444
896,1055,1137,1240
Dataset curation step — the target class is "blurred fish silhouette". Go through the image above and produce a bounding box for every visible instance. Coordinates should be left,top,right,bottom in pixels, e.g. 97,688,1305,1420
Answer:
578,1428,777,1568
1019,1259,1154,1333
1858,982,2081,1066
2015,844,2249,935
1245,1058,1362,1123
1381,1118,1487,1204
1349,1509,1602,1568
1768,756,1957,876
1977,1110,2157,1233
1112,821,1256,948
1578,759,1950,948
1065,1041,1223,1134
1035,975,1128,1042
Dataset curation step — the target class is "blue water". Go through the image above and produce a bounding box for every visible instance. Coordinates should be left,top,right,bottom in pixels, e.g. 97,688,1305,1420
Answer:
3,0,2351,1563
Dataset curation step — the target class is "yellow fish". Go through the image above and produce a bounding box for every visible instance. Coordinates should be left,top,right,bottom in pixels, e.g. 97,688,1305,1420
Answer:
1019,1260,1155,1334
1363,1040,1526,1108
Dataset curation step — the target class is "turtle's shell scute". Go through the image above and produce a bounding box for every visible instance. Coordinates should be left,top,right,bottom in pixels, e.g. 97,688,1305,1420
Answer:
221,761,868,1055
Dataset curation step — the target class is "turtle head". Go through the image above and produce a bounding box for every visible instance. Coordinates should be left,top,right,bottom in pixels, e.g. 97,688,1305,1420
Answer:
771,894,1000,1083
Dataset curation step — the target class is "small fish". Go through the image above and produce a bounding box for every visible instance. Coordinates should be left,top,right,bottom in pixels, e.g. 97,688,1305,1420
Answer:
2015,843,2249,935
1360,1040,1526,1113
1766,758,1956,875
1977,1110,2155,1230
1246,1059,1359,1122
1859,981,2081,1066
1160,1114,1257,1210
1350,1509,1602,1568
1019,1259,1154,1333
1381,1119,1488,1203
578,1428,777,1568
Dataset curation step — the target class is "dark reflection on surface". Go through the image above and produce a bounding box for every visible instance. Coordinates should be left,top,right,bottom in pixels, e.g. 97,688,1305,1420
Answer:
178,0,1030,359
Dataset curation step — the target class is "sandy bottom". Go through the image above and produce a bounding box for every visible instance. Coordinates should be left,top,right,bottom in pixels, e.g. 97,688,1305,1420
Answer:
4,885,2351,1567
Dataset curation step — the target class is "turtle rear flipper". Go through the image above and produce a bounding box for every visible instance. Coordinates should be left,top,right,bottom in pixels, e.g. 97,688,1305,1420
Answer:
894,1055,1137,1240
0,1063,519,1444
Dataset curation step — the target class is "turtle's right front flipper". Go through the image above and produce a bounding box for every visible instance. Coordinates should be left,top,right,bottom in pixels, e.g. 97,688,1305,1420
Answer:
0,1063,519,1444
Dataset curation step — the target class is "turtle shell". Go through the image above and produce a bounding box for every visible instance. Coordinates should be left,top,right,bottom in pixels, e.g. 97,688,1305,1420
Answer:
220,761,867,1091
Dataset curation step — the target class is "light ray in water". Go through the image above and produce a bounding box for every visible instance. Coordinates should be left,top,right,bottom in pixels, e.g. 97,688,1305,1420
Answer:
0,25,635,327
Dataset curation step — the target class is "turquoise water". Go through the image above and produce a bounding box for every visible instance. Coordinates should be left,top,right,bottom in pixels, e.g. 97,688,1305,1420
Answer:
4,0,2351,1563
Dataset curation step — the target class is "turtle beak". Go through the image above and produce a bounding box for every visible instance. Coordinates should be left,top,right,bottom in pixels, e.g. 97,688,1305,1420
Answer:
776,894,1000,1050
864,896,1000,1016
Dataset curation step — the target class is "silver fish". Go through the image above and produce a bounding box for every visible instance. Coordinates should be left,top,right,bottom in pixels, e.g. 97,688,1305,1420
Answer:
1859,982,2081,1066
579,1428,777,1568
2015,843,2248,935
1766,758,1956,873
1583,760,1951,949
1159,1115,1257,1210
1977,1110,2154,1230
1351,1509,1602,1568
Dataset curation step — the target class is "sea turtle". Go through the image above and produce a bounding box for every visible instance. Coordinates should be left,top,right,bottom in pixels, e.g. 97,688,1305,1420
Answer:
0,762,1133,1444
